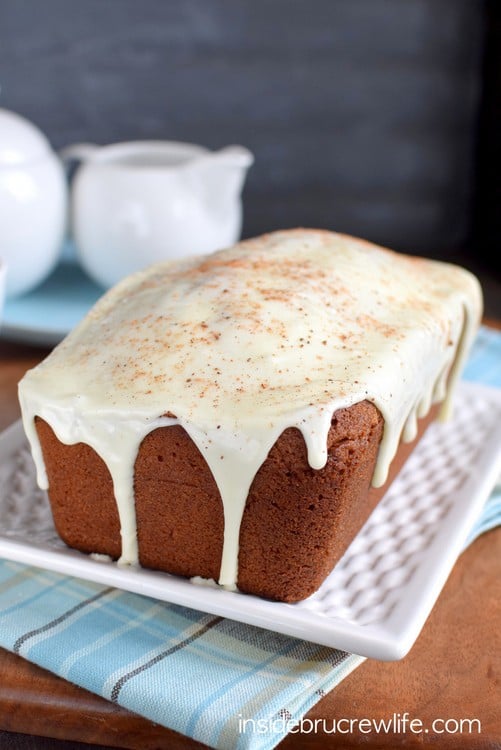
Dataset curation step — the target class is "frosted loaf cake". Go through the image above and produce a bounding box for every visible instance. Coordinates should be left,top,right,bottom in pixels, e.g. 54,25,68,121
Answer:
18,230,483,601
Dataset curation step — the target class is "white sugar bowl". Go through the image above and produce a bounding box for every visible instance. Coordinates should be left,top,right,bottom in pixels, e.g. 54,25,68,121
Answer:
0,109,67,297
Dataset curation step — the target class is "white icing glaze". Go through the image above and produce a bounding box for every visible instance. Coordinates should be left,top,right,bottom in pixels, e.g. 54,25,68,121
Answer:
18,229,483,586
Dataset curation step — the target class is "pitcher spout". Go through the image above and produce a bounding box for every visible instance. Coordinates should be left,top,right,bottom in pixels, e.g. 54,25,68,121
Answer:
192,145,254,222
212,145,254,170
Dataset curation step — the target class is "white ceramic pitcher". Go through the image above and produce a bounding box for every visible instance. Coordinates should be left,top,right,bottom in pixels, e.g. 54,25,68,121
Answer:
61,140,254,288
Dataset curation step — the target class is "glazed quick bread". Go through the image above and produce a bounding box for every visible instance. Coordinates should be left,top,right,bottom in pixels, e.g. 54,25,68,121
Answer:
18,230,482,602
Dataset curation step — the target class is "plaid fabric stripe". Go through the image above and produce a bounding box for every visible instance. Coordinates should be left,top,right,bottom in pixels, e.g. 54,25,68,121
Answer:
0,325,499,750
0,565,363,749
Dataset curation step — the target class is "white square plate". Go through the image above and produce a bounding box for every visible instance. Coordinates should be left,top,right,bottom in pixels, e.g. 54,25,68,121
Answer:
0,381,500,660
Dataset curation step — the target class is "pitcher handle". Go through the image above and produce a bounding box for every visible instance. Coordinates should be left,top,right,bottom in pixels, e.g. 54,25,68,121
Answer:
59,142,99,163
57,143,98,262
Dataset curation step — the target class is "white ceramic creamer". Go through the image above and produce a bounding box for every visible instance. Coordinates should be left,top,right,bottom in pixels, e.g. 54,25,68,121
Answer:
62,140,254,288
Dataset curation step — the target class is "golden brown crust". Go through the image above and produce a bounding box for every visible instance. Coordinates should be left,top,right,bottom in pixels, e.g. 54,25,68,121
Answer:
35,417,122,559
134,425,223,581
35,401,438,602
237,401,384,601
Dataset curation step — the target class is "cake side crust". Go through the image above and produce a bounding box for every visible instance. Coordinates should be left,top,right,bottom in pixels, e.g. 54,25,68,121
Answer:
35,399,438,602
35,417,122,558
238,402,439,601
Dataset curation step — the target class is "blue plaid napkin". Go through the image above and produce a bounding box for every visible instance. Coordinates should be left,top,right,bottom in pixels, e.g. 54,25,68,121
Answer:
0,325,499,750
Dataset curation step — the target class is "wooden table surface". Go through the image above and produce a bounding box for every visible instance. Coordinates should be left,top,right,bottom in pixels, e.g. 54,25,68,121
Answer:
0,336,500,749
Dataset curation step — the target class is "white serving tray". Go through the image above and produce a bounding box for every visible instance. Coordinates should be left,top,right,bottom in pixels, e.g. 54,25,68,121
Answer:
0,381,500,660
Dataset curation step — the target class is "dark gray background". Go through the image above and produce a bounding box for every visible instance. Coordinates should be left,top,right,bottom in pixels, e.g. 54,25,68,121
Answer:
0,0,487,255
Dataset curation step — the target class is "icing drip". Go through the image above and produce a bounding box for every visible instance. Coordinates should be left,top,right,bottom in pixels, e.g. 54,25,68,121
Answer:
18,230,483,586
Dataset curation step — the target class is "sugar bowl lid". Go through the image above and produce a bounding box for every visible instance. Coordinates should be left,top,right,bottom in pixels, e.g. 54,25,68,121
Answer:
0,108,52,166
